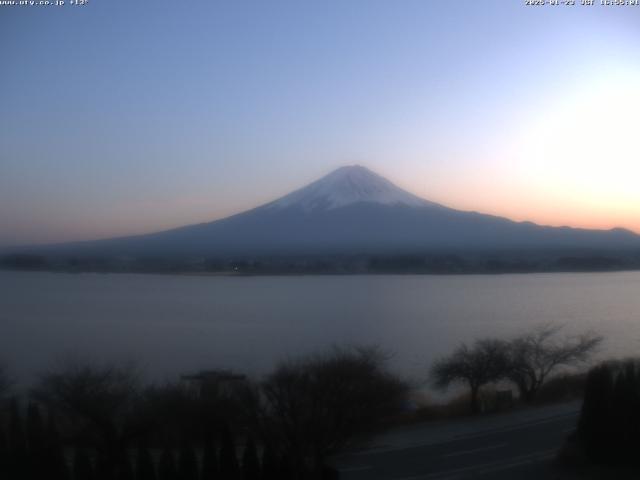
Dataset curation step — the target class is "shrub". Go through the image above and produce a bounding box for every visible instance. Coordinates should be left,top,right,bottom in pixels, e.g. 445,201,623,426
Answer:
577,360,640,465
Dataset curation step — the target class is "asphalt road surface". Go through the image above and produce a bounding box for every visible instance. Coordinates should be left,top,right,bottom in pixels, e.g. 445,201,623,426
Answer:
335,404,580,480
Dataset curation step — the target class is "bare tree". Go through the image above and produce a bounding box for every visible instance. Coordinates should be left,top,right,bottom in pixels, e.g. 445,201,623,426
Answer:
32,360,141,477
259,346,409,478
430,339,510,414
506,324,603,403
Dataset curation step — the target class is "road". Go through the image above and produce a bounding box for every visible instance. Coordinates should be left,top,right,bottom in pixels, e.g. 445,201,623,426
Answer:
335,402,580,480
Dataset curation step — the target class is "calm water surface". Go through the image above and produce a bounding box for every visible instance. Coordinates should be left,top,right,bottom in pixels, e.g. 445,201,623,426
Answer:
1,271,639,386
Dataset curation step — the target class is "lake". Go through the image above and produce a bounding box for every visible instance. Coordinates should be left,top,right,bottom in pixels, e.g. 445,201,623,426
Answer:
1,270,639,388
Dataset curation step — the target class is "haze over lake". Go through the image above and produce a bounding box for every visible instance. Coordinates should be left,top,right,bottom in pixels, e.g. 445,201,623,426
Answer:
2,270,639,388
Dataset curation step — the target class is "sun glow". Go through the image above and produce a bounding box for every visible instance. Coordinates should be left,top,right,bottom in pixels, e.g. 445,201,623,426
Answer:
513,69,640,232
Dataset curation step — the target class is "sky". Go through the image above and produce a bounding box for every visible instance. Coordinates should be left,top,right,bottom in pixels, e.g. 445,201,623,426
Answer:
1,0,639,246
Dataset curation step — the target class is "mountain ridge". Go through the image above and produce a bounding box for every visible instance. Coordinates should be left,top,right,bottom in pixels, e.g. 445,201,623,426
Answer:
2,165,639,273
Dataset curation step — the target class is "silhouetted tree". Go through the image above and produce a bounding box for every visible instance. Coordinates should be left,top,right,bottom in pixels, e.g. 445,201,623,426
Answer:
610,363,640,463
506,324,602,403
179,442,199,480
140,367,251,449
27,402,47,478
200,438,217,480
45,411,70,480
158,448,178,480
27,402,45,449
278,452,293,480
218,425,240,480
241,437,260,480
430,339,509,414
578,362,616,463
575,360,640,466
74,448,95,480
8,398,27,478
261,346,408,477
138,381,200,448
116,452,134,480
0,425,8,477
136,445,156,480
260,443,278,480
33,361,141,478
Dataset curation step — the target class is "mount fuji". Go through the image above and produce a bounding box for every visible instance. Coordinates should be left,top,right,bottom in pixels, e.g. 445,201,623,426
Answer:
5,165,640,271
263,165,437,212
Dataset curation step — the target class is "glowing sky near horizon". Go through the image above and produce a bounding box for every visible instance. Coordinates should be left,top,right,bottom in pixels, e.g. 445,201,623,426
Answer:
1,0,639,246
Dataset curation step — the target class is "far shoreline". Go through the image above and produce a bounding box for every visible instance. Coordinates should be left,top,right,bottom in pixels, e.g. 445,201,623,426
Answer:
2,266,640,278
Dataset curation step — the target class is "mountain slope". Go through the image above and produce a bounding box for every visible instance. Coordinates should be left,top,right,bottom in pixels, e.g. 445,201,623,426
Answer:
22,165,638,260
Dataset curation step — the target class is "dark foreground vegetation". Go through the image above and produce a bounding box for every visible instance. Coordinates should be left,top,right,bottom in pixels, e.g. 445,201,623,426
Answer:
569,359,640,467
0,347,408,480
548,359,640,479
0,326,604,480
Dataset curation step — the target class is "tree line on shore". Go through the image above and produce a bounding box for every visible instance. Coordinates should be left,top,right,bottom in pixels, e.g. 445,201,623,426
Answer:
0,325,602,480
4,251,639,275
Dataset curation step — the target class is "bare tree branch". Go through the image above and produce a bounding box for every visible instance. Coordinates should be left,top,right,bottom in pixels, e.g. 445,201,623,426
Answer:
259,345,409,476
429,339,510,414
31,360,142,477
507,324,603,402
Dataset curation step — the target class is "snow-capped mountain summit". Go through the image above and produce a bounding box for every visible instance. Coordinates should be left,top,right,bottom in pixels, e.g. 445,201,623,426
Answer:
265,165,438,212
